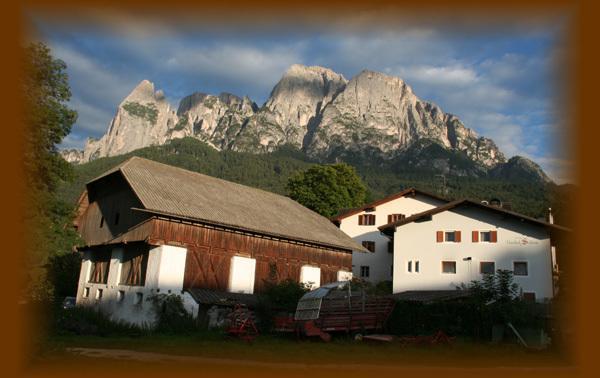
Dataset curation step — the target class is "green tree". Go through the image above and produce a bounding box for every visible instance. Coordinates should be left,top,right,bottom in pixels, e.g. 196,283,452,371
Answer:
22,42,80,300
287,163,367,217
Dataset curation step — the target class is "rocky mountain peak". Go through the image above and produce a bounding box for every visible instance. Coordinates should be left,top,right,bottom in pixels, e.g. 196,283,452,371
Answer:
65,65,527,178
123,79,161,104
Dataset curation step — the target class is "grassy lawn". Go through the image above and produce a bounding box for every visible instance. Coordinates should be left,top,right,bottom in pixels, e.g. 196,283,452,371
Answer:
35,332,572,369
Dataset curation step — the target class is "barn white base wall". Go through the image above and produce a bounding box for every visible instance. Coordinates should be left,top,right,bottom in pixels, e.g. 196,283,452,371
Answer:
75,244,190,326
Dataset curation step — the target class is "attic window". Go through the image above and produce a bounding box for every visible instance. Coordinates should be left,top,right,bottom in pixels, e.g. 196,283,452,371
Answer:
358,214,376,226
388,214,406,223
99,216,104,228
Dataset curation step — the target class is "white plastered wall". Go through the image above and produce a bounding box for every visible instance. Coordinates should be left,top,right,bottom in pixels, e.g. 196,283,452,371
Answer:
75,244,189,326
392,207,554,300
338,194,446,283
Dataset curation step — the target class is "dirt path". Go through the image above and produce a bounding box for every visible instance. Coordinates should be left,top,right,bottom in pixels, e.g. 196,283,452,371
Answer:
66,347,577,373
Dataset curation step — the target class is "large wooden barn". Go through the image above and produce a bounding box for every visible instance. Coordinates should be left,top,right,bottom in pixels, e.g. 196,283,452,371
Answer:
73,157,364,325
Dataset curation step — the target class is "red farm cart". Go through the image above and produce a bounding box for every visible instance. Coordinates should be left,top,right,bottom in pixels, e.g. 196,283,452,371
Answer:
274,281,396,342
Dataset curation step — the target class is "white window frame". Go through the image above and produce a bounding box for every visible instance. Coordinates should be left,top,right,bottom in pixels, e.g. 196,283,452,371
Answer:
480,231,492,243
480,261,495,275
513,261,529,276
441,261,457,274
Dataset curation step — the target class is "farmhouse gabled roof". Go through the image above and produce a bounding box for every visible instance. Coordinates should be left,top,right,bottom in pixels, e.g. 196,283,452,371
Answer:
331,187,448,222
86,156,367,252
378,199,572,235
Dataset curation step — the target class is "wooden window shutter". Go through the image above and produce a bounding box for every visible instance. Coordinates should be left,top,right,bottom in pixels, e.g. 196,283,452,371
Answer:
472,231,479,242
358,215,363,225
490,230,498,243
455,231,462,242
388,214,392,224
436,231,443,243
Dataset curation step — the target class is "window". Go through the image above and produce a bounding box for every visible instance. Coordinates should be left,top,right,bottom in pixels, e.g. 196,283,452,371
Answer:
407,260,420,273
230,256,258,293
83,287,90,298
120,247,149,286
522,292,536,302
513,261,528,276
133,292,143,305
117,290,125,302
99,216,104,228
480,262,495,275
95,288,103,300
473,230,498,243
437,231,461,243
442,261,456,274
358,214,376,225
88,254,110,284
387,213,406,223
480,231,491,242
362,241,376,252
360,266,370,278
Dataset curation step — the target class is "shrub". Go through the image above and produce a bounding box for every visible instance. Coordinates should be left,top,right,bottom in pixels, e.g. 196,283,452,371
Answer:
255,279,310,333
147,294,198,334
52,305,145,337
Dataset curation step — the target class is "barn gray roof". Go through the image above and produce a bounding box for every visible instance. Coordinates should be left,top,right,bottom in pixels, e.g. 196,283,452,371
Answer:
87,156,366,252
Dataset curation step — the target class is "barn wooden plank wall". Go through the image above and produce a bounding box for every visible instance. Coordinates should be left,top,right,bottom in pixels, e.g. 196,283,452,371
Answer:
147,218,352,293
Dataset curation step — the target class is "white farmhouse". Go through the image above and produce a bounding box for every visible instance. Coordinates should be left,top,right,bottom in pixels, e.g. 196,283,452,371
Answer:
332,189,448,283
378,199,570,301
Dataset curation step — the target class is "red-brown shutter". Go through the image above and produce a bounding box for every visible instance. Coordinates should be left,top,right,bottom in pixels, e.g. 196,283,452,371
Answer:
358,215,363,225
436,231,443,243
455,231,462,242
472,231,479,243
388,214,392,223
490,230,498,243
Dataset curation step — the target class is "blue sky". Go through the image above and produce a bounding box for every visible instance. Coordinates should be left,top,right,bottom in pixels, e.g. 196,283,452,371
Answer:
32,14,572,183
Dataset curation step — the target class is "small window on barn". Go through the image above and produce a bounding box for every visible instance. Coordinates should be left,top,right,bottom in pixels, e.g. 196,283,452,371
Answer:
360,266,370,278
114,212,120,225
300,265,321,290
88,254,110,284
442,261,456,274
83,287,90,298
229,256,257,294
120,247,149,286
95,288,103,300
513,261,528,276
480,262,495,275
99,216,104,228
362,241,376,252
133,292,143,305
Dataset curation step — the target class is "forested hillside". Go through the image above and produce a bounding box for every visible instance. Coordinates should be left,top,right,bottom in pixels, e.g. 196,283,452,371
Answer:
58,137,574,226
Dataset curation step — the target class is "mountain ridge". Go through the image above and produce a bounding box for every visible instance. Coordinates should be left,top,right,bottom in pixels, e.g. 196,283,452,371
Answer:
60,64,551,184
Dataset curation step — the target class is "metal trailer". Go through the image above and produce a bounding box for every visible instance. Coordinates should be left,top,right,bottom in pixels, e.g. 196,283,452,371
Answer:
274,281,396,342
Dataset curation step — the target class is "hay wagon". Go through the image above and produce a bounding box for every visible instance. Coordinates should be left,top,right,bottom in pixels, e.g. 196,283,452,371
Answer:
274,281,396,341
